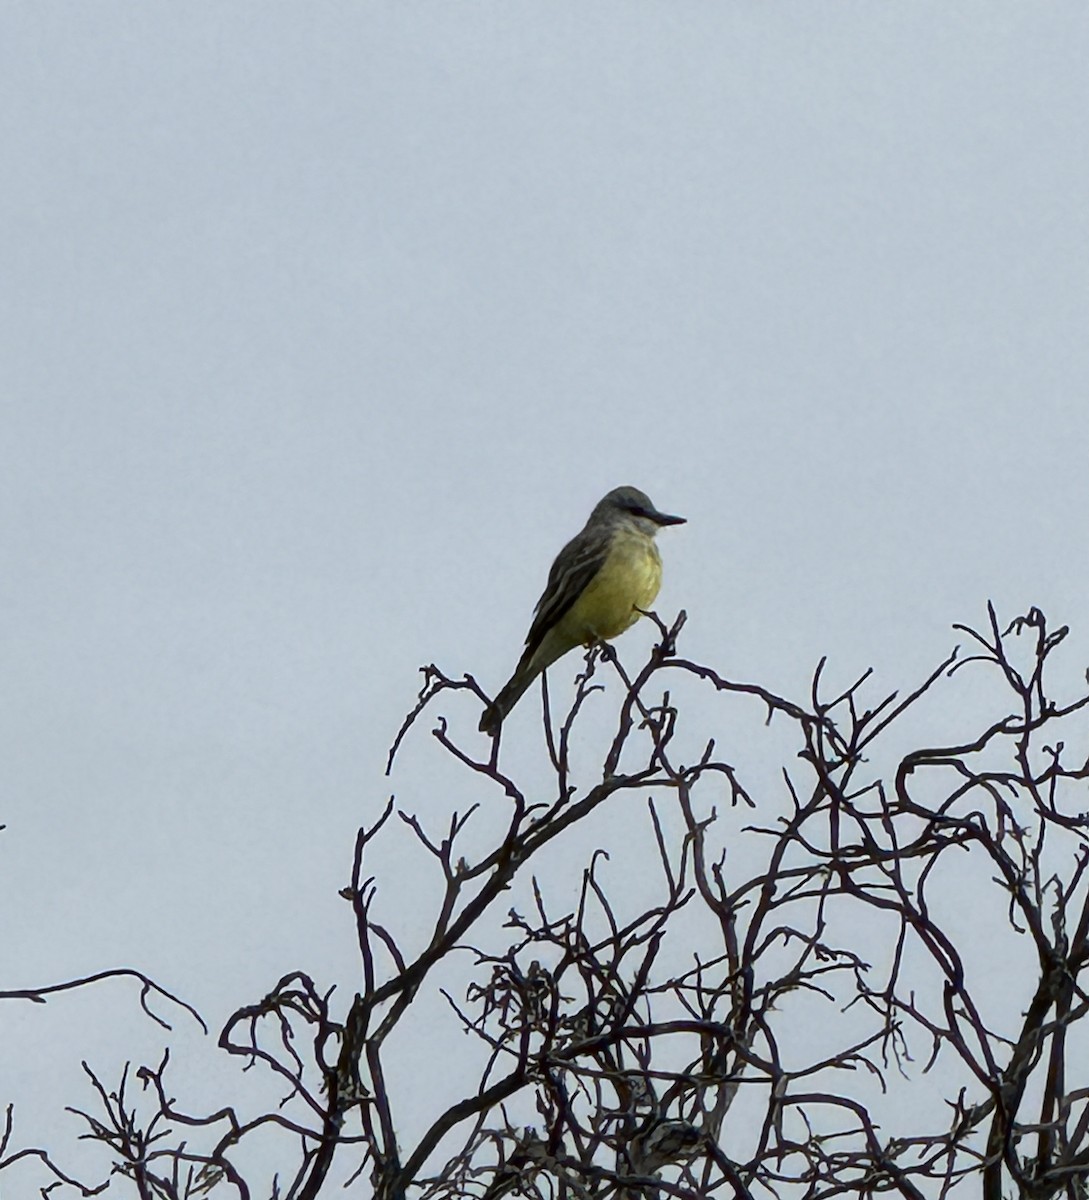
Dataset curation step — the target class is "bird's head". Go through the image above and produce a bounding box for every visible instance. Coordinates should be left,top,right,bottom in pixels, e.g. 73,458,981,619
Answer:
597,486,686,533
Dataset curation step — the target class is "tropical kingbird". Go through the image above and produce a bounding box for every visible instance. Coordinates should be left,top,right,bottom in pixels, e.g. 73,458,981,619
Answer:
479,486,685,735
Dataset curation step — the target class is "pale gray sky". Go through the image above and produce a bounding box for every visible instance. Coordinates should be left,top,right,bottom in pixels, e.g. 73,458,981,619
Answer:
2,3,1089,1188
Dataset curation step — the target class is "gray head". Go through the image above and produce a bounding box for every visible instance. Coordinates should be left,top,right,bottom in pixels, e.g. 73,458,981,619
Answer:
590,486,686,534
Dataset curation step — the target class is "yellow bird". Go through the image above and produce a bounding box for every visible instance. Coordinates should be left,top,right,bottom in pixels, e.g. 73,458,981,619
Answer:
480,486,685,735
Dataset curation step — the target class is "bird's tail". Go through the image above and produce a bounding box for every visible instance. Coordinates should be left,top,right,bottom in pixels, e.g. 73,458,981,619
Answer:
479,661,538,735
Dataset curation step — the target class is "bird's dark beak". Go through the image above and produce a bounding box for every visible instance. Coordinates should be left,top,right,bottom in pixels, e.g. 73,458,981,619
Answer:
648,508,686,526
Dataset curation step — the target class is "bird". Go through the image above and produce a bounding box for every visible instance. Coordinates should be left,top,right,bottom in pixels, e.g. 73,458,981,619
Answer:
479,486,685,735
628,1117,704,1175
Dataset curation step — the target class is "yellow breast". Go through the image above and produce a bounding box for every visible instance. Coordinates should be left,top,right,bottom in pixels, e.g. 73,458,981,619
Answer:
559,530,663,645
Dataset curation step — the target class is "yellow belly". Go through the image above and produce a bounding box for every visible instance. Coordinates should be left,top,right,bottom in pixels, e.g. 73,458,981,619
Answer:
557,531,662,645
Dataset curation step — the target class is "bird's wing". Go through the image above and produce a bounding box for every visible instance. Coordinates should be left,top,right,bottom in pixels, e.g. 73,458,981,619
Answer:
521,530,608,661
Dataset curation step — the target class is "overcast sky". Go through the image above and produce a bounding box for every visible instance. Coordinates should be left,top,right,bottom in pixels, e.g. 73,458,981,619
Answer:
2,2,1089,1188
